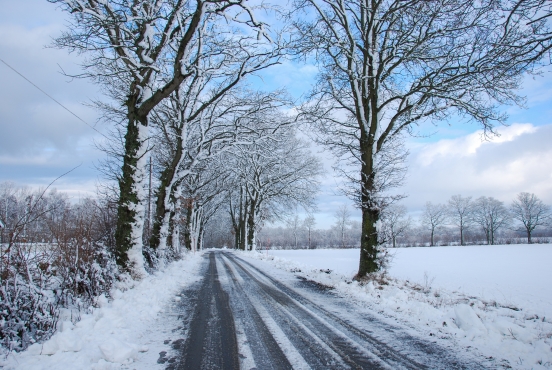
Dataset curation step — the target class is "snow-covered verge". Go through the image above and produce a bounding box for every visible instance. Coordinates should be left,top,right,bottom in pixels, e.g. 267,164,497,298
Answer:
0,252,204,370
244,246,552,370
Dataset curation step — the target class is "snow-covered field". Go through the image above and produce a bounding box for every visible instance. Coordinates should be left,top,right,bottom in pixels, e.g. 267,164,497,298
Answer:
247,244,552,369
0,253,204,370
269,244,552,318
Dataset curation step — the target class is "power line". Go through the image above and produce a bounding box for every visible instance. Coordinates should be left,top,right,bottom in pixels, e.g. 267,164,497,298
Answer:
0,58,109,140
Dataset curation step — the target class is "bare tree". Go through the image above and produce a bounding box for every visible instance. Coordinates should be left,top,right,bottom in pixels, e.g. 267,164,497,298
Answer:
334,204,351,248
511,192,550,243
293,0,552,277
473,196,510,245
286,213,303,249
422,202,447,247
50,0,278,275
381,204,411,248
303,213,317,249
448,195,473,246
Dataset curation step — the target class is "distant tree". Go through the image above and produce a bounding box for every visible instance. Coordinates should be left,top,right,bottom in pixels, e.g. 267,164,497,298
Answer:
228,125,322,251
286,213,303,249
510,192,550,244
473,197,510,245
303,214,316,249
448,195,474,246
422,202,447,246
381,205,411,248
334,204,352,248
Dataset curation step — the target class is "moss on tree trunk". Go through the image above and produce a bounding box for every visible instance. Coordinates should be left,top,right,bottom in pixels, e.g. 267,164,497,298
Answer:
114,113,147,269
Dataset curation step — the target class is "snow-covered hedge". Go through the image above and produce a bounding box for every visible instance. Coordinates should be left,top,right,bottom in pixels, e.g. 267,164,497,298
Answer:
0,187,119,352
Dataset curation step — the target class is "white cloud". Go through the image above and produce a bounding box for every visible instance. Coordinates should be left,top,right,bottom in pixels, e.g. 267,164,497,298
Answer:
415,123,537,166
401,123,552,211
0,0,107,193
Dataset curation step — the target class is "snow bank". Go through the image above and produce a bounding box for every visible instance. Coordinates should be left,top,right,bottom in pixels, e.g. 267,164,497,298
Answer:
0,253,204,370
246,246,552,370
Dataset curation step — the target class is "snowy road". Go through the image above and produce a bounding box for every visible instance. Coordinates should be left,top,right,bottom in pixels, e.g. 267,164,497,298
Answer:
167,251,485,369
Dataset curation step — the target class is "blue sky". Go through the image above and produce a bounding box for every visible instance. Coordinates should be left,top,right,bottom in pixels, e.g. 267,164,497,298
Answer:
1,0,551,229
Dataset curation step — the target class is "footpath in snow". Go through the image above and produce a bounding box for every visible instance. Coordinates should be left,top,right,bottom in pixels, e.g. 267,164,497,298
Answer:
249,244,552,370
0,252,204,370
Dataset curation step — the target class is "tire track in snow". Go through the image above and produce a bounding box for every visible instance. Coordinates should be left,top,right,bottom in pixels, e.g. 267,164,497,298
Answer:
223,252,395,369
217,253,295,369
225,252,486,370
172,252,239,369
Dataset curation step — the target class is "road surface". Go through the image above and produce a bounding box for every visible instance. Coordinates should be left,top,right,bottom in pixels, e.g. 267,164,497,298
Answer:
164,251,485,369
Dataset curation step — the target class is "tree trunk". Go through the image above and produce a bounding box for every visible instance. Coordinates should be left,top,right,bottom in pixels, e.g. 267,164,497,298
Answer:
246,200,256,251
239,217,246,250
234,227,240,250
237,188,247,250
172,224,180,253
197,224,203,251
527,229,532,244
356,117,379,277
239,198,247,251
229,197,240,250
189,205,203,252
430,228,435,247
184,205,192,250
114,112,149,276
358,207,379,277
150,141,184,251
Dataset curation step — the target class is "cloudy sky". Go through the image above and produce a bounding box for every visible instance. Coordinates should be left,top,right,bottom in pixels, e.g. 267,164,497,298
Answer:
1,0,551,228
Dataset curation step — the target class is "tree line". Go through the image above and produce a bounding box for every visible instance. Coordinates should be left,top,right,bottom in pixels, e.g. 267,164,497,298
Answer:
214,192,551,250
382,192,552,247
48,0,326,278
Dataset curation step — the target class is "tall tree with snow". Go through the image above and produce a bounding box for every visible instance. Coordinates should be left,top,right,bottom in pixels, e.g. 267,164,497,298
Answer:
510,192,550,244
292,0,552,277
180,164,228,252
49,0,275,276
286,212,303,249
303,214,317,249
